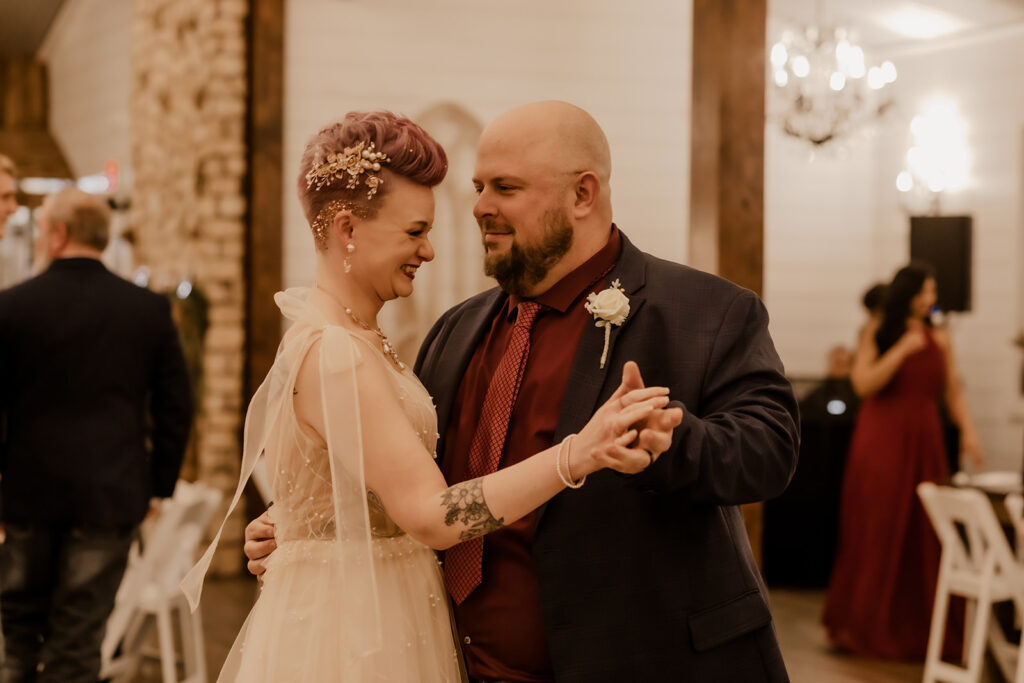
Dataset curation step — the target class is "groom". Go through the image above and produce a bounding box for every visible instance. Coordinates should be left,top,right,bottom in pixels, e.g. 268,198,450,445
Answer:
249,101,799,682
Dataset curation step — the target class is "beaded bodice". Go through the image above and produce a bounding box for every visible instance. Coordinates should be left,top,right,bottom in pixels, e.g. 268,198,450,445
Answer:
266,330,438,543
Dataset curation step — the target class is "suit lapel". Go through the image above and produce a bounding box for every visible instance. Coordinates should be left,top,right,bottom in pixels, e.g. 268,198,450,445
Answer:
553,233,649,441
431,289,506,457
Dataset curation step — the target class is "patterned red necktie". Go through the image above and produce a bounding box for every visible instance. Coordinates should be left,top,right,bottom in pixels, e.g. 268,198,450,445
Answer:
445,301,542,605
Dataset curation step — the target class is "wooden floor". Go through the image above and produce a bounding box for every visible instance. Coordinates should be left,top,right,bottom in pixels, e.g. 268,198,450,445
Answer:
771,588,1002,683
771,588,924,683
135,580,1000,682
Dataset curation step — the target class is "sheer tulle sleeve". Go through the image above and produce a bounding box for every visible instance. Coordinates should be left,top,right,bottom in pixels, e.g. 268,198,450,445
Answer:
179,327,291,612
316,323,383,655
180,287,384,660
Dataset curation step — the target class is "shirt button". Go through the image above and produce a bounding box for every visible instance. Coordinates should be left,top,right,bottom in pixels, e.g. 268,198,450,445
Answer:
463,636,471,645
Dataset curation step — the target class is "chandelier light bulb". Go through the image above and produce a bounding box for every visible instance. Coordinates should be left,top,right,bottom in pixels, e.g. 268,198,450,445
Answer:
829,72,847,91
849,47,866,78
867,66,886,89
835,39,851,63
774,69,789,87
881,60,898,83
771,42,788,67
792,55,811,78
896,171,914,192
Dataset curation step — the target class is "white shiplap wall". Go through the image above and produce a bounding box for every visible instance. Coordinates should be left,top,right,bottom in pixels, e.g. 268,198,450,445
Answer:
764,127,882,378
282,0,693,293
37,0,133,180
765,25,1024,469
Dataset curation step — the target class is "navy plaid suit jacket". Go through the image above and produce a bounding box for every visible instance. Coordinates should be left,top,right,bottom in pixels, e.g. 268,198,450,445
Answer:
416,231,798,682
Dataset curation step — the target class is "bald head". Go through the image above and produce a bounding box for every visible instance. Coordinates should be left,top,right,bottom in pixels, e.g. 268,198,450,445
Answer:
34,187,109,271
480,101,611,187
43,187,110,251
472,102,617,297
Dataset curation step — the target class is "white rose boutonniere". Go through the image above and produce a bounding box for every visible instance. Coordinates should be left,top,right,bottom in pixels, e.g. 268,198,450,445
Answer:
584,279,630,369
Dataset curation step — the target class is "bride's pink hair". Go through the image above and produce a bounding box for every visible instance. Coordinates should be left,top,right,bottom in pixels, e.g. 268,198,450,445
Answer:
297,111,448,226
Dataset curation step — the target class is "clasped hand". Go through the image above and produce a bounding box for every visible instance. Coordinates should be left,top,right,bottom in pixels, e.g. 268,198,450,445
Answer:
572,361,683,476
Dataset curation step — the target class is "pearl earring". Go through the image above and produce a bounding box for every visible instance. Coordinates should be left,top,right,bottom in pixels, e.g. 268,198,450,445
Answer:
344,242,355,273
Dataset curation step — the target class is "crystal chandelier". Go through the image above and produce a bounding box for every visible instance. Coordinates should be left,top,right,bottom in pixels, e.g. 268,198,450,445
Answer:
769,26,897,147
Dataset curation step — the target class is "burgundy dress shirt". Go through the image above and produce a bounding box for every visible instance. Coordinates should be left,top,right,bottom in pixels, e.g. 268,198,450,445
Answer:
441,228,621,682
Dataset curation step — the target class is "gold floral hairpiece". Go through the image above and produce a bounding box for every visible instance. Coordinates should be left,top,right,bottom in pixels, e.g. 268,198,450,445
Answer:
305,141,391,199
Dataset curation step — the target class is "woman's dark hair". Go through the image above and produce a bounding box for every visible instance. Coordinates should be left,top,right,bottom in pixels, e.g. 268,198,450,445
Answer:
861,283,887,315
875,262,935,354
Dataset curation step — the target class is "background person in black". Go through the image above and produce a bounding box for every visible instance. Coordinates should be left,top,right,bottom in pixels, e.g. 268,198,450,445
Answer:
764,346,859,587
0,186,193,682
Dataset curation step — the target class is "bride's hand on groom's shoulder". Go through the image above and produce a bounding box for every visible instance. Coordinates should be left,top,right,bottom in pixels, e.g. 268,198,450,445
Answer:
244,509,277,584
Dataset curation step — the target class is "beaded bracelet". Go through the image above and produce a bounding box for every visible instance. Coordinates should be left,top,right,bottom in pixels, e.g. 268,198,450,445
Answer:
556,434,586,489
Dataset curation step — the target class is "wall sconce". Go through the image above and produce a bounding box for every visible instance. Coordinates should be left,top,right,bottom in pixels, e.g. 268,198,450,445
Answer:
896,98,970,215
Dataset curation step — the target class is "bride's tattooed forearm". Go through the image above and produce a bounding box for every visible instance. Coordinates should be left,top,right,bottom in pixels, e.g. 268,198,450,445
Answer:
441,477,504,541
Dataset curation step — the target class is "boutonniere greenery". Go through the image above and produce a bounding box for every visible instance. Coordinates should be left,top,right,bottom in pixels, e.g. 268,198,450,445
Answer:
584,279,630,369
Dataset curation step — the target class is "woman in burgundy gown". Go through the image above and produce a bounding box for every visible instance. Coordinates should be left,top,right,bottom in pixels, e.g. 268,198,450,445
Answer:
823,263,984,659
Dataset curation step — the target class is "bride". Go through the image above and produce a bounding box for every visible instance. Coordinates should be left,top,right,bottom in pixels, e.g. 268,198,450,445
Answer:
182,111,673,682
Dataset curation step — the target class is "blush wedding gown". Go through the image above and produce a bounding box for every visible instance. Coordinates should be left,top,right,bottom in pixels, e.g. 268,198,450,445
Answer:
182,287,464,682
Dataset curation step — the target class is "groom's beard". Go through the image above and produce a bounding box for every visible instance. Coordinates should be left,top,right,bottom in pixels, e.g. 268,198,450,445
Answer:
482,209,573,297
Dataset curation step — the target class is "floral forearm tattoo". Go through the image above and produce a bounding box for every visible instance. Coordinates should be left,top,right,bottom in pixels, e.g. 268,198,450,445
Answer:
441,477,505,541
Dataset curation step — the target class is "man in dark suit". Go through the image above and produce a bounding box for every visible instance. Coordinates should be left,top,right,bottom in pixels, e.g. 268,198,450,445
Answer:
245,101,798,681
414,101,798,683
0,187,193,682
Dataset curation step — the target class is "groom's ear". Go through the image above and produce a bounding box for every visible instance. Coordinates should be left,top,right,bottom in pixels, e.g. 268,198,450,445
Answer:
571,171,601,218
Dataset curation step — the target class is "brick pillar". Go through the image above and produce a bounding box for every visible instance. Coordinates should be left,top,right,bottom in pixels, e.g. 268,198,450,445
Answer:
132,0,249,575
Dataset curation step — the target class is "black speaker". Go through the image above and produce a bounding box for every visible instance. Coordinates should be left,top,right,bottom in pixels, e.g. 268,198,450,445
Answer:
909,215,972,312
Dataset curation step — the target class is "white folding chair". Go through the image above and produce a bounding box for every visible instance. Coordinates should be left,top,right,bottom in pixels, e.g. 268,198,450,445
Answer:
101,480,223,683
1005,493,1024,530
1005,493,1024,634
917,482,1024,683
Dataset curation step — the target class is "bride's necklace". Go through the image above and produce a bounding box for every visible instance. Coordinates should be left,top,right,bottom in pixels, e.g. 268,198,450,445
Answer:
315,285,406,370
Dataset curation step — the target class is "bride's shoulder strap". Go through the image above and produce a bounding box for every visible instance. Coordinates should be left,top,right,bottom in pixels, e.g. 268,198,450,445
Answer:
319,324,364,376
